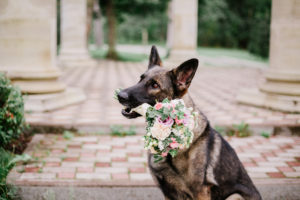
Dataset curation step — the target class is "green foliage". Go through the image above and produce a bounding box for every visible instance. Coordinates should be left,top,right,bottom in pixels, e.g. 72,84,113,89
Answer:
100,0,170,20
0,148,17,200
198,0,271,58
99,0,169,47
261,131,271,138
90,48,149,62
228,122,252,137
197,47,268,63
116,13,168,44
0,148,31,200
117,51,149,62
0,73,25,147
63,131,74,140
110,125,136,136
214,123,252,137
246,0,271,57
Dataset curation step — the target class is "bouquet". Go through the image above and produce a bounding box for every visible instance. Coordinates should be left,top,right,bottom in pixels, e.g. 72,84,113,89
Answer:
132,98,198,162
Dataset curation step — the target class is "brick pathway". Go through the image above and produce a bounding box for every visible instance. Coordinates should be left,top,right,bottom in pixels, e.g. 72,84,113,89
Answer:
25,61,300,132
8,134,300,187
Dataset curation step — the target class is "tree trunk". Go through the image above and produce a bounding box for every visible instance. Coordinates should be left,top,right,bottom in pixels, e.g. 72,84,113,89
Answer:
106,0,117,59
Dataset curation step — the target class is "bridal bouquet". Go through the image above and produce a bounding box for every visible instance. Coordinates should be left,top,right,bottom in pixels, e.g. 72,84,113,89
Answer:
132,98,198,162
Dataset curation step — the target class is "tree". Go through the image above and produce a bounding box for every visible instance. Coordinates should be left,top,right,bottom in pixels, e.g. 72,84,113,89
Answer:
197,0,271,57
99,0,170,59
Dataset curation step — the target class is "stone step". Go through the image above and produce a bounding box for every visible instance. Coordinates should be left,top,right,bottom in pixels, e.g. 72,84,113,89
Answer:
16,180,300,200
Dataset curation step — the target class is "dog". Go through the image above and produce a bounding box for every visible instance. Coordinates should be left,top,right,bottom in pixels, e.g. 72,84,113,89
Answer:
117,46,262,200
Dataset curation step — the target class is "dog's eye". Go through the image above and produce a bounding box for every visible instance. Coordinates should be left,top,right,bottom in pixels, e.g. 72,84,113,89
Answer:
152,83,159,89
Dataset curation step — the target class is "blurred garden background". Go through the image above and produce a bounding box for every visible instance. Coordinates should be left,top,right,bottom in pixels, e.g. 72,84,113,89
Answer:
1,0,300,199
68,0,271,61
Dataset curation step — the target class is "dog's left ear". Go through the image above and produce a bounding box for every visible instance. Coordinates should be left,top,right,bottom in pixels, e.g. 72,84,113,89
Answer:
148,45,162,69
169,58,198,97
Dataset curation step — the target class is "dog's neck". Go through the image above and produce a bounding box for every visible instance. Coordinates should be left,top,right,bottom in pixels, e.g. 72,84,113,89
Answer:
182,93,209,140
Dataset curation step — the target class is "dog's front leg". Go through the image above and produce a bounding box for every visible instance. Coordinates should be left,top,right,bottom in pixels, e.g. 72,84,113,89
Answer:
153,172,194,200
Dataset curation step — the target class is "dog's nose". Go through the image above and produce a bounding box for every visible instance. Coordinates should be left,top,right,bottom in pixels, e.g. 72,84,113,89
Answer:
118,91,129,102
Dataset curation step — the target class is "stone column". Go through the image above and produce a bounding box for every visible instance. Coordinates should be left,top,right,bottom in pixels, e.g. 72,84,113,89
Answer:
59,0,96,68
0,0,85,112
167,0,198,62
237,0,300,112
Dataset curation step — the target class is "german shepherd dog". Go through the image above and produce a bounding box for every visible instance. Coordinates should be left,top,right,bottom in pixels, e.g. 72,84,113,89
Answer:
117,46,262,200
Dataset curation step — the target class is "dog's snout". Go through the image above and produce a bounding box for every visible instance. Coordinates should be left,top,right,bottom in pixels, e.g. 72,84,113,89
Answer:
118,91,129,102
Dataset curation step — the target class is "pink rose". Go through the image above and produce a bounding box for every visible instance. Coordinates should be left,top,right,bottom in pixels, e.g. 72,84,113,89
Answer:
183,113,190,126
155,103,163,110
161,152,168,157
170,140,179,149
175,116,183,125
157,116,174,127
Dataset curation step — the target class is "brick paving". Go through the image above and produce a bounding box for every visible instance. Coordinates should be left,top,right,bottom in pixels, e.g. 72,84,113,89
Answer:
7,134,300,187
25,61,300,131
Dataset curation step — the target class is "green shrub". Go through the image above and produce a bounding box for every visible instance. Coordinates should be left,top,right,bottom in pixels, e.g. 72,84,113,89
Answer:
0,148,18,200
198,0,271,58
110,125,136,137
228,122,252,137
0,73,25,147
214,123,252,137
0,148,31,200
63,131,74,140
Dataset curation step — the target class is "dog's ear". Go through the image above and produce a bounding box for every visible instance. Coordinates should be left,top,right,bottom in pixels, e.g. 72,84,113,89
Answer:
148,45,162,69
169,58,198,97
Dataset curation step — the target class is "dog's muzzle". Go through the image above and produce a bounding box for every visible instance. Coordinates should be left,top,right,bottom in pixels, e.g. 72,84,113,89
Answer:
117,91,141,119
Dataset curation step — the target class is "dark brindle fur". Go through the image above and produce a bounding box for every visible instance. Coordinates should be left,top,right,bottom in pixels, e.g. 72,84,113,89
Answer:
117,46,262,200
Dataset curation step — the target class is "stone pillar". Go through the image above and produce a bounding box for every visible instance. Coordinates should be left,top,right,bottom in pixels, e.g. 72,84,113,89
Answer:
59,0,96,68
0,0,85,112
167,0,198,62
237,0,300,112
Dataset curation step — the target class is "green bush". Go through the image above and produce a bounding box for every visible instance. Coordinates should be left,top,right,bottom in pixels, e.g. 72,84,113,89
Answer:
110,125,136,137
0,148,31,200
198,0,271,58
0,73,25,147
0,148,18,200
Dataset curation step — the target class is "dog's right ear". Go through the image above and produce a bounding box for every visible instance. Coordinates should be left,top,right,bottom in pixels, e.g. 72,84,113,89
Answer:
169,58,198,97
148,45,162,69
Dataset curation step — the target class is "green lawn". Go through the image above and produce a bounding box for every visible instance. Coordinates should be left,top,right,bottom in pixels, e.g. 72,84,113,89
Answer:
90,45,268,64
90,48,148,62
197,47,268,63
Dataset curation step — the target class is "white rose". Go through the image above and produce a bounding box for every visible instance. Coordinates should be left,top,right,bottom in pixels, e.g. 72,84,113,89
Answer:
158,141,164,151
172,127,185,136
150,121,171,140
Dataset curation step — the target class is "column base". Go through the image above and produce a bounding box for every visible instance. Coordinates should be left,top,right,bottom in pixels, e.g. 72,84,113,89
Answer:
236,88,300,113
59,50,97,68
24,87,86,112
13,80,66,94
3,68,61,80
260,81,300,96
